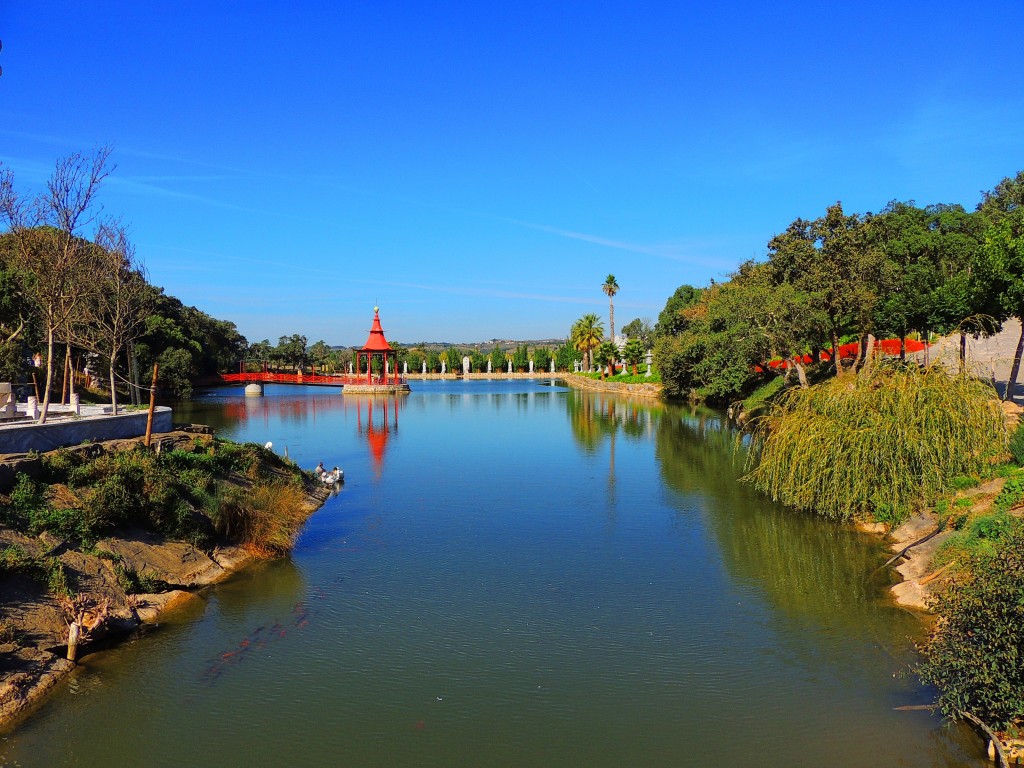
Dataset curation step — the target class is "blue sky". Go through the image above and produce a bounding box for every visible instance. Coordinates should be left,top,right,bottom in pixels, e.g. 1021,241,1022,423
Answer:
2,2,1023,346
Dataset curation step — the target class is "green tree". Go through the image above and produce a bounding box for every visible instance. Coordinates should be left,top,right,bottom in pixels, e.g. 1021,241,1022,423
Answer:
247,339,273,370
977,171,1024,399
571,314,604,371
511,343,529,372
469,350,487,372
426,350,441,373
621,317,653,347
595,340,618,378
276,334,308,372
602,274,619,341
622,338,646,375
766,203,889,376
444,346,462,373
655,284,702,338
308,340,333,371
553,340,576,372
489,345,506,372
532,346,552,372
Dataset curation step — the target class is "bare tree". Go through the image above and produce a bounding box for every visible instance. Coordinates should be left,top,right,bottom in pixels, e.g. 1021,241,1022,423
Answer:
74,221,149,414
0,148,113,422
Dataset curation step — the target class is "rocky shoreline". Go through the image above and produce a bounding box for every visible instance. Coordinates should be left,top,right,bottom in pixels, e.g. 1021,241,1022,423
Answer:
0,430,329,730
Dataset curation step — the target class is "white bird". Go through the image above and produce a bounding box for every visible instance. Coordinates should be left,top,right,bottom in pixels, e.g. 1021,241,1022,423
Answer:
264,441,273,450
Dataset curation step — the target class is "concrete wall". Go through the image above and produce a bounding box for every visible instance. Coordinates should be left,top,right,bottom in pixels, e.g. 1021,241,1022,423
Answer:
0,407,173,455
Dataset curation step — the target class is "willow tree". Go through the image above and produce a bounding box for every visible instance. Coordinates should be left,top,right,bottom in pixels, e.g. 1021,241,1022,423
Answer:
0,148,113,421
602,274,619,342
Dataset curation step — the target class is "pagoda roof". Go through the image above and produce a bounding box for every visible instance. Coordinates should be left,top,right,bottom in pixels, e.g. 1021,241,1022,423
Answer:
360,307,393,352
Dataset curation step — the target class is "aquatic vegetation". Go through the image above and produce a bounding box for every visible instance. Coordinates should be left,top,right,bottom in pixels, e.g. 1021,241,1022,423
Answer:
746,363,1007,522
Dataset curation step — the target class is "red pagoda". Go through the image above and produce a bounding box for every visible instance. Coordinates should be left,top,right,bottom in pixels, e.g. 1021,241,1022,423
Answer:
344,307,411,394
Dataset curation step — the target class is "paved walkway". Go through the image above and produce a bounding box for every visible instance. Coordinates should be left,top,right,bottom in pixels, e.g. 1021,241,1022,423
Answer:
927,318,1024,401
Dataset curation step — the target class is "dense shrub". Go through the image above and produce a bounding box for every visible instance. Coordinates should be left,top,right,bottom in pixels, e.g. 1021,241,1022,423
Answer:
746,364,1007,522
919,522,1024,729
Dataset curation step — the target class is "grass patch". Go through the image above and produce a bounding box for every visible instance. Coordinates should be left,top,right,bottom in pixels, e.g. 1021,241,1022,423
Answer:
741,375,786,419
212,480,310,557
746,363,1007,523
0,545,75,598
3,438,313,557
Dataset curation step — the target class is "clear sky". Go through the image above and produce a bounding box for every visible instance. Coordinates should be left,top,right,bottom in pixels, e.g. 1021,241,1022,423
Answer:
2,2,1023,347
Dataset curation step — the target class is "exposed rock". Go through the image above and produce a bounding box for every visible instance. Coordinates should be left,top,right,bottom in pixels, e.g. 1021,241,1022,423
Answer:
887,512,954,611
96,529,229,588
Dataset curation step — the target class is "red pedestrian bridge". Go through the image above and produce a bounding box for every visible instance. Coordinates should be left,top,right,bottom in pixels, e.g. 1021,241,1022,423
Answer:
210,372,408,388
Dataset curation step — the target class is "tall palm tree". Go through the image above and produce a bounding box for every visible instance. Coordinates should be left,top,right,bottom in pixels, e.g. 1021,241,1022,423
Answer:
602,274,619,342
571,313,604,371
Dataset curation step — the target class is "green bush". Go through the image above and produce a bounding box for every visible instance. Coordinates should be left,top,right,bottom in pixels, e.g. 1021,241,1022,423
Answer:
747,364,1007,522
993,475,1024,514
919,521,1024,728
1010,421,1024,466
39,448,87,483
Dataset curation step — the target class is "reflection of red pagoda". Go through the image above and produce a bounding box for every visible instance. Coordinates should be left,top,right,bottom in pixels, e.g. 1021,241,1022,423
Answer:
355,396,401,477
344,307,411,394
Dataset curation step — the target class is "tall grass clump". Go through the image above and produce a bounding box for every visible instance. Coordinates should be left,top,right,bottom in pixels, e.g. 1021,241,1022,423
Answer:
212,480,309,557
746,363,1007,523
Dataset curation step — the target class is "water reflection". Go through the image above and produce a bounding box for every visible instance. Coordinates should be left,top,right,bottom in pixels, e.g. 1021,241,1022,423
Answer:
352,395,404,479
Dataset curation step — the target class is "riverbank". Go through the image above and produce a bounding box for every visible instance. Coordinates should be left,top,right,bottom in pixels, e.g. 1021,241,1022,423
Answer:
0,429,329,729
875,399,1023,612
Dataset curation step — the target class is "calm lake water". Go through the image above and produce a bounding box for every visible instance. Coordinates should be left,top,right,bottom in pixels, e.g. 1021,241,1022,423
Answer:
0,381,985,767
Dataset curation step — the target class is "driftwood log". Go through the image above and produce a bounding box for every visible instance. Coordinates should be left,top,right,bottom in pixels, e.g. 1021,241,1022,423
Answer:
882,522,946,569
961,711,1009,768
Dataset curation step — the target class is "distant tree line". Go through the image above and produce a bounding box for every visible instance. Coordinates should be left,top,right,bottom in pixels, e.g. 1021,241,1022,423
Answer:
652,170,1024,402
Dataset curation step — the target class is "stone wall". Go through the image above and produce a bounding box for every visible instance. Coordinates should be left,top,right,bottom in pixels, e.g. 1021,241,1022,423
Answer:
561,374,663,398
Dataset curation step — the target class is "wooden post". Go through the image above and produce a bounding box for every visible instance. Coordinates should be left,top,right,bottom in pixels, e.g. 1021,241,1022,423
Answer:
61,347,71,405
144,362,158,448
67,622,80,662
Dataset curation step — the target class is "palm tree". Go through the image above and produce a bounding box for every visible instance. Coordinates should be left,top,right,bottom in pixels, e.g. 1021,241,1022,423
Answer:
602,274,620,342
571,314,604,371
622,338,646,375
596,341,618,378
